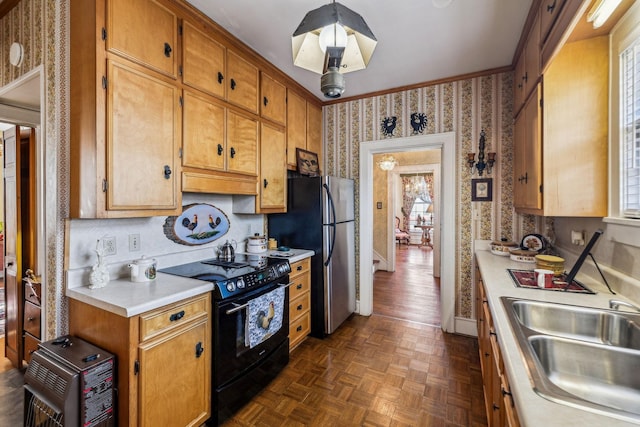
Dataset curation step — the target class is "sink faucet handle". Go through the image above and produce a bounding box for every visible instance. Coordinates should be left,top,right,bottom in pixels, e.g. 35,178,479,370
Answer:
609,299,640,312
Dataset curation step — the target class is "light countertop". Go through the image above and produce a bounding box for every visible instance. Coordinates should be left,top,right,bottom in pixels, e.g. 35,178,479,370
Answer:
66,273,213,318
475,242,639,426
66,249,313,318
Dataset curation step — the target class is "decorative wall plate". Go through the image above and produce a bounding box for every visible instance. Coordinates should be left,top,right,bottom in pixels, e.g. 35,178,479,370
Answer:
164,203,229,246
520,233,545,252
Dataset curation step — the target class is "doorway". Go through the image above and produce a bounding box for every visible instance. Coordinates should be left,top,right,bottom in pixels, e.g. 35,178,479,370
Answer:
359,132,456,332
0,67,45,371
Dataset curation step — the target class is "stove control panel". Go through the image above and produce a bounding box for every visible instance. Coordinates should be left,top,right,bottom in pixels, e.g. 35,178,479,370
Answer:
215,261,291,300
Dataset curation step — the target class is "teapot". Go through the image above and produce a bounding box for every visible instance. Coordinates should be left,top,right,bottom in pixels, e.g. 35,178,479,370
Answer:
128,256,157,282
217,239,237,261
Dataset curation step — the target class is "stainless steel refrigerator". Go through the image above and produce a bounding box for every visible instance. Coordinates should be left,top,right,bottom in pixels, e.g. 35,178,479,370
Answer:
268,176,355,336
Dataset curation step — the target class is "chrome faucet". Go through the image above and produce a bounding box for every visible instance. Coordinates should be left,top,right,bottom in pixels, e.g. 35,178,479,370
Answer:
609,299,640,312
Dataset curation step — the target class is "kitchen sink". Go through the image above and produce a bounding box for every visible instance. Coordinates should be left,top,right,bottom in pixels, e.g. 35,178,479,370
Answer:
501,297,640,423
509,299,640,350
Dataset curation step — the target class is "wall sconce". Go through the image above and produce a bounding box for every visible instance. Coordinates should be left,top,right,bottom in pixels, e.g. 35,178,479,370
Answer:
377,154,397,171
467,130,496,176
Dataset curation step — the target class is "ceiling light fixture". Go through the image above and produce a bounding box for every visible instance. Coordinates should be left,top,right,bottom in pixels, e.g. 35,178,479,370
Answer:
292,1,377,98
377,154,397,171
587,0,622,28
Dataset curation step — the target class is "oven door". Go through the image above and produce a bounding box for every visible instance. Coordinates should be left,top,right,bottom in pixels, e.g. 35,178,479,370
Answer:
214,277,289,387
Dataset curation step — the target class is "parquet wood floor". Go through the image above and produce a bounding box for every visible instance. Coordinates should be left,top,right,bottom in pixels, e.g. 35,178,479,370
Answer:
223,246,487,426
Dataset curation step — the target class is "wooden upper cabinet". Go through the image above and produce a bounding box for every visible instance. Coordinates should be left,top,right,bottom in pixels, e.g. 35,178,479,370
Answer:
539,0,566,44
523,13,540,106
260,122,287,211
286,90,307,167
226,50,259,114
182,89,226,172
106,0,178,79
260,72,286,126
226,109,259,176
306,102,323,171
106,59,181,212
182,19,226,99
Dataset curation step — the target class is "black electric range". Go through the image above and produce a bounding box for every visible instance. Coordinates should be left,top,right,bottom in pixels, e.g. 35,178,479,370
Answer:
159,254,291,300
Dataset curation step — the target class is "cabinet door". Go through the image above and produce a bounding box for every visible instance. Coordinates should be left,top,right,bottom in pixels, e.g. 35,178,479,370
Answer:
306,102,323,171
286,90,307,167
539,0,566,44
522,86,542,211
107,59,180,211
260,72,286,125
138,320,210,427
523,14,540,100
226,50,259,114
513,52,526,114
182,20,226,99
513,111,526,209
107,0,178,78
260,122,286,210
227,109,258,176
183,90,226,171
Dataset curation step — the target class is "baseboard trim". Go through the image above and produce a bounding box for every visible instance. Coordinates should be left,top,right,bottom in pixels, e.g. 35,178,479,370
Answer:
455,317,477,337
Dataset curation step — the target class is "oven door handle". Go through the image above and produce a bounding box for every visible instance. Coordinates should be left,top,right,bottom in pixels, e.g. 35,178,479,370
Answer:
279,282,294,288
225,302,249,315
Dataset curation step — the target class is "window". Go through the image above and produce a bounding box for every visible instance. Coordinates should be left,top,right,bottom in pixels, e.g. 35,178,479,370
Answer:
620,39,640,217
409,198,432,229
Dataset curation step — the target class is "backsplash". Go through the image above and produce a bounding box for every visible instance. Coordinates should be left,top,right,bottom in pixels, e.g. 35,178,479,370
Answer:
66,193,264,286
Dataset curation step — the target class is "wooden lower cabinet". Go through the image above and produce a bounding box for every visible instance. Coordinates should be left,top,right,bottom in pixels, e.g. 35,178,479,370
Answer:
288,258,311,350
69,293,211,427
476,267,521,427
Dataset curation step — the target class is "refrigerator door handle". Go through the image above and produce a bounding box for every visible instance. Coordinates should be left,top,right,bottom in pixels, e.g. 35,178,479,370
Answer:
323,183,337,266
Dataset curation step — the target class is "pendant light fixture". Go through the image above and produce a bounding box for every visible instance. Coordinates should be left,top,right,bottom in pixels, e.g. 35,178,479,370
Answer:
292,1,377,98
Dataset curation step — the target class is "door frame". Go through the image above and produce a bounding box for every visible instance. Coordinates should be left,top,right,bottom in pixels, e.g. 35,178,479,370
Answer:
1,67,46,360
359,132,456,332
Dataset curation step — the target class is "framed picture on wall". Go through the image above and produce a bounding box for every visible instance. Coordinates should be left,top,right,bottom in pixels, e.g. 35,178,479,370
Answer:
471,178,492,202
296,148,320,176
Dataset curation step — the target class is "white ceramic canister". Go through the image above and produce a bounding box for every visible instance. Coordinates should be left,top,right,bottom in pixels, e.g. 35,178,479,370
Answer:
128,256,157,282
246,234,268,253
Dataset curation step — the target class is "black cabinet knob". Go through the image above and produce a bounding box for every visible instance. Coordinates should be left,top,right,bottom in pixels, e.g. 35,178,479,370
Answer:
164,42,172,58
230,147,236,158
217,72,224,84
163,165,172,179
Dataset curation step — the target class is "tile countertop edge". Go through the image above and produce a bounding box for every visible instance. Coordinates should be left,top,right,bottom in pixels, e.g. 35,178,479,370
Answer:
65,273,214,317
474,241,639,427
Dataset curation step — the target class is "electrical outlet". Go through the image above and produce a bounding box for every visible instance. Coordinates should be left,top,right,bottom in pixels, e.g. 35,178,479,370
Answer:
103,236,116,256
129,234,140,252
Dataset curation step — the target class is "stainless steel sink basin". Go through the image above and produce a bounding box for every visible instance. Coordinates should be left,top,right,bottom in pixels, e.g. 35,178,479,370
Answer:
501,297,640,423
509,299,640,350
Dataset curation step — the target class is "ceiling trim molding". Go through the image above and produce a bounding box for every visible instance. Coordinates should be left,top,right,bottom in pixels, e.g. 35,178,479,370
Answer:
323,65,513,105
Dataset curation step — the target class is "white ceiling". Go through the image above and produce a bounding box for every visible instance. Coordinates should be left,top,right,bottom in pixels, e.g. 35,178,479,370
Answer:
186,0,533,100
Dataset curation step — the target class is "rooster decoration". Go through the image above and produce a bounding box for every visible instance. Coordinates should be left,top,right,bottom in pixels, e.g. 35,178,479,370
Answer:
381,116,397,137
257,301,275,330
208,214,222,229
410,112,427,134
181,214,198,231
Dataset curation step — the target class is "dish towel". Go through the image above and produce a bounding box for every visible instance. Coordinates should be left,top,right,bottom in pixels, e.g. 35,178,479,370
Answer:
245,286,285,348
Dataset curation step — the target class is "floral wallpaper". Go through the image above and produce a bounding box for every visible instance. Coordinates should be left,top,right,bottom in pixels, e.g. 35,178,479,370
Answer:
324,73,537,319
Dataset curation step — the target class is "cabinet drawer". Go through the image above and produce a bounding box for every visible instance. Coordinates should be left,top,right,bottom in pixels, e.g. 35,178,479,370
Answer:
289,312,310,350
24,280,41,305
24,301,41,339
24,333,40,364
140,295,209,342
289,273,310,301
289,292,310,322
289,258,310,277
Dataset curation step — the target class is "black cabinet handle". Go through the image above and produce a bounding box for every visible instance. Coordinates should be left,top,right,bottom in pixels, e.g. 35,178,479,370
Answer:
163,165,172,180
296,325,302,332
263,96,268,106
297,304,303,311
296,284,302,290
217,72,224,84
263,179,268,188
169,310,185,322
501,387,512,397
230,78,237,90
164,42,172,58
547,0,557,13
230,147,236,158
195,342,204,358
296,265,303,271
217,143,223,156
492,403,500,411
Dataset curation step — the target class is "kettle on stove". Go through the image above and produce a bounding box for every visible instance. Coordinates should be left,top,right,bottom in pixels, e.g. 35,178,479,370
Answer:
217,239,236,261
